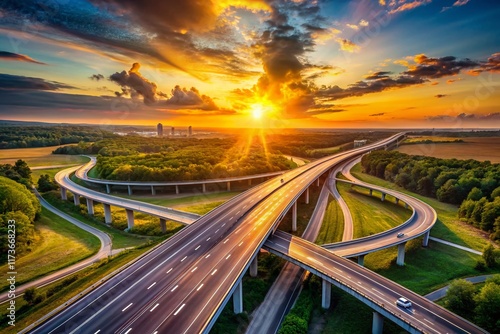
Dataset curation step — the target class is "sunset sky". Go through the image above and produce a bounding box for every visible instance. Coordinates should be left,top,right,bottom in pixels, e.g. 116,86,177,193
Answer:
0,0,499,128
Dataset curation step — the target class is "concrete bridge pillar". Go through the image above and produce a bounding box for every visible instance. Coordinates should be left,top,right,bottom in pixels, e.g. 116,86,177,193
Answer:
405,203,409,209
372,312,384,334
202,183,206,193
358,255,365,266
151,186,156,196
73,194,80,206
105,184,111,194
381,193,386,202
322,279,331,309
126,209,135,229
233,280,243,314
250,256,258,277
60,187,67,200
305,187,310,204
369,189,373,196
292,201,297,232
395,198,399,205
422,231,430,247
397,242,406,266
175,185,180,195
248,179,252,186
160,218,166,233
104,204,112,224
86,198,94,215
227,181,231,192
316,178,320,187
127,185,133,196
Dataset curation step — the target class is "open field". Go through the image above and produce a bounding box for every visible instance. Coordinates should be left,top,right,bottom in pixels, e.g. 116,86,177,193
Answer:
0,207,99,292
316,194,344,244
0,145,89,167
398,137,500,163
31,167,65,184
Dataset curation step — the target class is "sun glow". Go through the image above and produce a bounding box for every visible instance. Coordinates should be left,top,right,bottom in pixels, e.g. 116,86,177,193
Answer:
251,104,264,119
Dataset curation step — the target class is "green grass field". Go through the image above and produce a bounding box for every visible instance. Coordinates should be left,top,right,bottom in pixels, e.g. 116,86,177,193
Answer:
337,182,412,238
31,167,66,184
350,163,491,251
0,207,100,292
316,194,344,244
121,191,241,210
0,146,89,167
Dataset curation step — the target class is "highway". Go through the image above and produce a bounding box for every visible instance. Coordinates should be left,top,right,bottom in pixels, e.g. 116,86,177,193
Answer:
264,231,487,334
27,133,483,334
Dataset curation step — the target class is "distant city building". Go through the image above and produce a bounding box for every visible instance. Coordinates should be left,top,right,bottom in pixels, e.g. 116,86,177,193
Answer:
157,123,163,137
188,126,192,137
171,126,175,136
354,139,367,147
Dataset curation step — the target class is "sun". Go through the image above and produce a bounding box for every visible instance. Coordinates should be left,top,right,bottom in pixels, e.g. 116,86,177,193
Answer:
251,104,264,119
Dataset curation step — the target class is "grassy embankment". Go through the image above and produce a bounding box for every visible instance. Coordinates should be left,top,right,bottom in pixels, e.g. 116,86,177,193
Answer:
0,146,88,167
315,194,344,244
0,207,99,292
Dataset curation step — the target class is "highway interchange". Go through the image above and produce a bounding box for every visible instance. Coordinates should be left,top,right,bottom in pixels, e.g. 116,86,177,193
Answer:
26,133,488,334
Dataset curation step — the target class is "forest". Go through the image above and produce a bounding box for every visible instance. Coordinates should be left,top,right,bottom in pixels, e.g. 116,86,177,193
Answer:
56,134,297,181
361,151,500,239
0,125,116,149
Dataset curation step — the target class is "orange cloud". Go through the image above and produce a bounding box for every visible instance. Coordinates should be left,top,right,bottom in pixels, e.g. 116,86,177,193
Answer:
337,38,360,52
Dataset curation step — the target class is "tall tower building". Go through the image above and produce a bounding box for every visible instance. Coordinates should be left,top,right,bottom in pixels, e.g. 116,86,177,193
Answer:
171,126,175,136
188,126,192,137
157,123,163,137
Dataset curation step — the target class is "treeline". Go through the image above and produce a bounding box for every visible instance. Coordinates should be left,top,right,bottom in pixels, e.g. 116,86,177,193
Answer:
56,135,296,181
0,125,116,149
361,151,500,239
266,131,395,158
0,176,41,262
0,159,32,187
408,130,500,137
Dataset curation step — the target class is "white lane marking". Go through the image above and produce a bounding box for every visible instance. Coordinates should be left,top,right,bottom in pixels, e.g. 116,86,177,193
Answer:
181,256,187,262
166,268,172,274
191,267,197,273
195,245,201,250
124,329,132,334
226,254,231,260
122,303,133,312
147,282,156,290
224,239,229,244
222,223,226,227
150,303,159,312
215,229,220,233
174,303,186,316
206,237,211,241
94,331,100,334
236,210,240,215
171,285,178,292
211,269,217,275
243,205,247,209
205,254,211,258
197,284,204,291
229,216,233,220
238,241,243,246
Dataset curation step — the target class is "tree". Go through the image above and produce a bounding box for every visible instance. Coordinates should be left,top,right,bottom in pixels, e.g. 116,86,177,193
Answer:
474,282,500,333
491,186,500,199
444,279,476,318
481,197,500,231
467,187,484,201
482,244,496,268
23,287,37,305
37,174,58,192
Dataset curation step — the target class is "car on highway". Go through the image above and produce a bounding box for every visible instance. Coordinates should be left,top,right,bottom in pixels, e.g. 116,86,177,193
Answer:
396,297,412,309
397,232,405,238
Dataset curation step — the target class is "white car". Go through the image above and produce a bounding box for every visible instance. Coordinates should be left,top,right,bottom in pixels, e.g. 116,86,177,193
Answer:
396,297,412,309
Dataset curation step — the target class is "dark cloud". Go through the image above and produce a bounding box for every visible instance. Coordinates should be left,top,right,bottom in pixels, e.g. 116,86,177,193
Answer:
164,85,219,111
370,112,385,116
365,71,392,80
90,74,105,81
427,112,500,122
109,63,159,105
0,51,45,64
0,73,74,91
469,52,500,75
316,75,426,101
434,94,448,98
404,54,479,79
